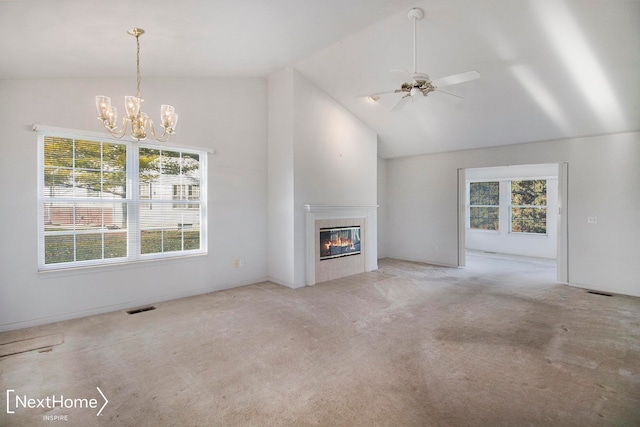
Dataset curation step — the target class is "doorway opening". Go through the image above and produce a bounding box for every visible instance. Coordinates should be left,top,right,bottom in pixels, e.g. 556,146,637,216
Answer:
458,163,569,283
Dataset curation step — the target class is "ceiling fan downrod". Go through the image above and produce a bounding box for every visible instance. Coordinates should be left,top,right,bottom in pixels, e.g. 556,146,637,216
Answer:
408,8,424,75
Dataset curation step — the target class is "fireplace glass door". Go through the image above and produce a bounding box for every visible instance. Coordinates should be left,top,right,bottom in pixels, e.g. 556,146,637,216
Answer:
319,226,361,260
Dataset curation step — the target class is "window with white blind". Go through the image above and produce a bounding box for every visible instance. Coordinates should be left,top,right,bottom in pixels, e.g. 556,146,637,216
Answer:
38,133,207,270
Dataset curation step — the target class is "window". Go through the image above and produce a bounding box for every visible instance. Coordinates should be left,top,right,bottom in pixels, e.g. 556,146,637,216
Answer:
172,184,200,209
139,148,203,254
139,182,152,200
510,180,547,234
469,181,500,231
38,133,207,270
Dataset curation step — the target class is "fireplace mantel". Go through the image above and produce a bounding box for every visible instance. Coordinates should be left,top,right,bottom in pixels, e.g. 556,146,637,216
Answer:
303,204,379,214
304,204,378,285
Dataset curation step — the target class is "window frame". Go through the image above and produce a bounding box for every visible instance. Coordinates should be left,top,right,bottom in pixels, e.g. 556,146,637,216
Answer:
37,129,208,271
467,180,500,232
509,179,548,235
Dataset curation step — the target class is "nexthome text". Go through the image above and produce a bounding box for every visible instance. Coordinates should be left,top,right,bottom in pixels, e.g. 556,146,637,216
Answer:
8,391,98,412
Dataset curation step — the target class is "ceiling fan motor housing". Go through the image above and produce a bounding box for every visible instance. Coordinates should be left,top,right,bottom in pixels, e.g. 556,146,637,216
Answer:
399,80,435,96
407,8,424,21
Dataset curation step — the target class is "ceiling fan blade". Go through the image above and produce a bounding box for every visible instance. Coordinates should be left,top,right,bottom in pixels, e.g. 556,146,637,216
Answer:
391,69,411,82
432,70,480,87
435,89,463,99
390,94,411,111
360,89,400,98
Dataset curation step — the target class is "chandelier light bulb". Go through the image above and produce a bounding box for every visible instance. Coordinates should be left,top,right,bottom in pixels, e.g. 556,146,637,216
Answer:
106,106,118,129
95,96,111,121
161,104,173,124
161,105,178,130
95,28,178,142
125,96,141,119
169,113,178,129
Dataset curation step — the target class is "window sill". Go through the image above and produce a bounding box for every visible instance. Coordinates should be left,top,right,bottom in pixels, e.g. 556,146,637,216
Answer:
38,252,208,278
467,228,500,234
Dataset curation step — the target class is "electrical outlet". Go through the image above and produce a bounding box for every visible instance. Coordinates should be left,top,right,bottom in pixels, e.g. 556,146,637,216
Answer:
587,216,597,224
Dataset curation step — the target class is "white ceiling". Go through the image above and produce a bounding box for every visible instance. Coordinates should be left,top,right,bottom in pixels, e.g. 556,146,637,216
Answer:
1,0,639,158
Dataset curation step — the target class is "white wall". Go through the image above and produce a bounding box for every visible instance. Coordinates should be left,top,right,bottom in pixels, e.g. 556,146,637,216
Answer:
465,164,558,259
0,77,268,331
377,157,388,259
385,133,640,297
267,68,378,288
267,68,296,287
292,69,378,287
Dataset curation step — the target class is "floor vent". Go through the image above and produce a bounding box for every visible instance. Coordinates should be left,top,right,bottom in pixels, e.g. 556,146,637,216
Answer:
587,291,613,297
127,306,156,315
0,334,64,357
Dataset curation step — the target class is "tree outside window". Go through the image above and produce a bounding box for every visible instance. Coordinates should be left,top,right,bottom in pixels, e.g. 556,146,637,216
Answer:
469,181,500,231
511,180,547,234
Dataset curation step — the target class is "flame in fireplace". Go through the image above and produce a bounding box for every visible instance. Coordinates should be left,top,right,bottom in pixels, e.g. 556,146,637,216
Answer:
319,226,361,260
324,237,354,250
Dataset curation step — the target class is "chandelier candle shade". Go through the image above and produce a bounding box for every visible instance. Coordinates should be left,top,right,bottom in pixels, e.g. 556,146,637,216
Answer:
95,28,178,142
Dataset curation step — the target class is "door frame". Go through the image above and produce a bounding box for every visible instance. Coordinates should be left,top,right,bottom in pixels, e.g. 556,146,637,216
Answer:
457,163,569,284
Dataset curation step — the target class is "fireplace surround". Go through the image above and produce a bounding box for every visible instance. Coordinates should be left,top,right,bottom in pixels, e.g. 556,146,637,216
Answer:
304,204,378,285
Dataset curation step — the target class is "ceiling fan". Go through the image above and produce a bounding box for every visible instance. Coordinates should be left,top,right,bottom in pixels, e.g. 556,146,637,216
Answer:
368,7,480,110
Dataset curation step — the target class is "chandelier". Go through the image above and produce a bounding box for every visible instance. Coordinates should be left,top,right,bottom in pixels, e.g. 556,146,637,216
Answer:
95,28,178,142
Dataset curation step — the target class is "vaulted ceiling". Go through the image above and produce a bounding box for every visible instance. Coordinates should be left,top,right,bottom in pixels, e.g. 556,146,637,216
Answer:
1,0,638,158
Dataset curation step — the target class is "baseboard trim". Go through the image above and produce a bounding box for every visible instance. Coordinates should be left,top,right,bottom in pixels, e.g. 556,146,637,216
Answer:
567,282,640,298
267,277,306,289
0,276,270,333
379,256,458,269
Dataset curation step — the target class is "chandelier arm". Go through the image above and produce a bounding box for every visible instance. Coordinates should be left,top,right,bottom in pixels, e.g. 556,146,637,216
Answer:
148,118,172,142
102,118,129,139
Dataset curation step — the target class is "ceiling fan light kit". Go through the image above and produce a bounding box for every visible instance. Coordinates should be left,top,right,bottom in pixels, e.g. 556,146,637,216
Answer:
95,28,178,142
367,7,480,110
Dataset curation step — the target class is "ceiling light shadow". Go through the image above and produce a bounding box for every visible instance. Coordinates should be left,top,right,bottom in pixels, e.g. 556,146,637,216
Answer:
510,64,571,133
530,0,625,129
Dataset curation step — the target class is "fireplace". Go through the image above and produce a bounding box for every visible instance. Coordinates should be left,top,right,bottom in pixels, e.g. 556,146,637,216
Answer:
319,226,361,260
304,204,378,285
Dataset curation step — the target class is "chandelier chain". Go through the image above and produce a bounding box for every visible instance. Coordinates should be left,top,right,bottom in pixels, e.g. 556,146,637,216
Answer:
135,34,141,99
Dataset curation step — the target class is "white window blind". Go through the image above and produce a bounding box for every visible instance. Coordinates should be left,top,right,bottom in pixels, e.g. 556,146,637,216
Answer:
37,132,207,270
